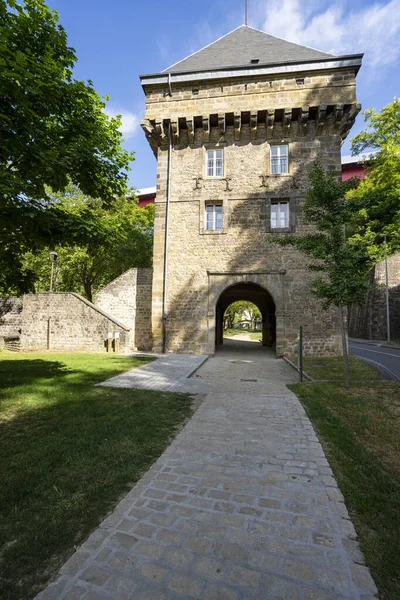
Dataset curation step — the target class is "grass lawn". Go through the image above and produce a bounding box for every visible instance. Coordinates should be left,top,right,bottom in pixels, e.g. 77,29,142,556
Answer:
289,357,400,599
249,331,262,341
303,355,381,381
0,351,194,600
224,328,262,340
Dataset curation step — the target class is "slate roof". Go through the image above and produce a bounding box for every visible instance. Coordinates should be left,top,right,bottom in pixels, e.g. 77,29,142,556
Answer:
163,25,335,74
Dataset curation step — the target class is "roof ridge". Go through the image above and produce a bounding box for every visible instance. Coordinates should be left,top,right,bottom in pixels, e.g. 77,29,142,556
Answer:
162,25,245,73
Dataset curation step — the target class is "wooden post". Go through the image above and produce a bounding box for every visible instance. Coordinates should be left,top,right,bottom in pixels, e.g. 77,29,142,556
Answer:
114,331,120,354
47,317,51,350
107,332,113,353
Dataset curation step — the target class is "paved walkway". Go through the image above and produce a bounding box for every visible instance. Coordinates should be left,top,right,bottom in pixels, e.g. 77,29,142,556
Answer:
98,353,210,394
37,340,377,600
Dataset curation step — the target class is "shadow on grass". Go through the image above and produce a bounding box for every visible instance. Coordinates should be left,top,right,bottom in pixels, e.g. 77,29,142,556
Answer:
0,389,192,600
0,359,72,393
0,353,192,600
0,354,151,413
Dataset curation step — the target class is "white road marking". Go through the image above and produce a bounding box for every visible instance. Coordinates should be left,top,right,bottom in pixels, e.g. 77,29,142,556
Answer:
351,353,400,382
349,345,400,359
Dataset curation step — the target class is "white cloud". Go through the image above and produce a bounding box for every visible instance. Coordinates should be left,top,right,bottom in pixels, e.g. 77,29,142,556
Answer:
104,107,139,138
252,0,400,68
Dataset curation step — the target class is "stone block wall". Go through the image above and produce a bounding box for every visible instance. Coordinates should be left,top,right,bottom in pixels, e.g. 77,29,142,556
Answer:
151,128,343,356
95,268,153,351
0,297,23,350
142,62,360,357
349,253,400,340
20,293,130,352
144,70,358,124
0,297,23,335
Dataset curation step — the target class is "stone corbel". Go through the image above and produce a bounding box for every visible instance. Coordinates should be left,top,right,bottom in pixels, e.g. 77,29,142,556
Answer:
202,116,210,142
170,120,178,144
250,112,258,139
334,104,344,130
218,113,226,136
339,103,361,138
316,104,327,134
267,109,275,138
140,119,161,156
187,118,194,144
141,119,156,138
300,106,309,135
155,120,166,143
284,107,292,137
234,113,241,141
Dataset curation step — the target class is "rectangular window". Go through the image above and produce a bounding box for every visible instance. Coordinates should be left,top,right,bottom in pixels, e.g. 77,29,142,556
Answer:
271,201,289,229
270,145,289,174
207,149,224,177
205,204,223,230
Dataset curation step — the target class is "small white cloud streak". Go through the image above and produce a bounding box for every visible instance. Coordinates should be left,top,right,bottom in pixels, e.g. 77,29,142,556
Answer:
252,0,400,68
104,107,139,137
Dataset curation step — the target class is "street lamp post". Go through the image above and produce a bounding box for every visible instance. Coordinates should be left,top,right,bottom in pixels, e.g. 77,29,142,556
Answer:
381,234,391,343
49,251,58,292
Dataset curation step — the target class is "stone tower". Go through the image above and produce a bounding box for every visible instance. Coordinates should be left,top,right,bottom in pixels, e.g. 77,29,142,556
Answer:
140,26,362,356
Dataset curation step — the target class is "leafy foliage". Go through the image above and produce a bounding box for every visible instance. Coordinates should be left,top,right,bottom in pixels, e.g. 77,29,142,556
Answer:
273,165,372,386
277,166,370,308
224,301,261,329
22,186,154,302
346,98,400,262
0,0,134,293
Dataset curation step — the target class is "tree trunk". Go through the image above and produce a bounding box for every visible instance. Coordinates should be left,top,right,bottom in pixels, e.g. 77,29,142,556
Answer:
339,302,350,388
83,279,93,303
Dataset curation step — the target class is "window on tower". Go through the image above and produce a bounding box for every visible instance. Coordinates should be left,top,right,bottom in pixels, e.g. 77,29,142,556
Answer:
271,201,289,229
205,204,223,230
206,149,224,177
270,144,289,174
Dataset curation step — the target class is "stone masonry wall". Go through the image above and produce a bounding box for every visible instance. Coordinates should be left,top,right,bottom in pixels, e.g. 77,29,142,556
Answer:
144,70,357,123
152,128,343,356
0,297,23,350
95,268,153,351
20,293,129,352
145,68,359,356
349,253,400,340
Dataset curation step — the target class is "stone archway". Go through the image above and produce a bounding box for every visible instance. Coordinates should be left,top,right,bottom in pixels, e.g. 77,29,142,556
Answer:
215,282,276,348
207,271,285,356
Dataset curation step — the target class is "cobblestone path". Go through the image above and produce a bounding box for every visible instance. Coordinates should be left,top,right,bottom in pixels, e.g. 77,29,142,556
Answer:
37,341,377,599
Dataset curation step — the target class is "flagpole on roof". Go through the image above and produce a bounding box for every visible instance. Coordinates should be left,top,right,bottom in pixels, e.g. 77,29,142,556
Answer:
245,0,248,25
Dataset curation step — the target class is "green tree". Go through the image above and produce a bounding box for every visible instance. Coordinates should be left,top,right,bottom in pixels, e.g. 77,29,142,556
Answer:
22,186,154,302
274,166,371,387
0,0,134,293
346,98,400,261
224,301,261,330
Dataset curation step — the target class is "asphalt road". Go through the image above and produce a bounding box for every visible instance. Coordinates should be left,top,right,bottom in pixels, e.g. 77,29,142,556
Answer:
349,340,400,382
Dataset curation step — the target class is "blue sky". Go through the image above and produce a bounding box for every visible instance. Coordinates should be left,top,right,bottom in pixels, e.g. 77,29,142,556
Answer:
51,0,400,190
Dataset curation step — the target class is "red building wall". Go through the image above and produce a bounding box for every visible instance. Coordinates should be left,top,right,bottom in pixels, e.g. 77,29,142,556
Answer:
341,164,366,182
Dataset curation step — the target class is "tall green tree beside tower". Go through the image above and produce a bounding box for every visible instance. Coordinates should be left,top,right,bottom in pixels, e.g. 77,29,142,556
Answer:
275,166,371,387
0,0,134,293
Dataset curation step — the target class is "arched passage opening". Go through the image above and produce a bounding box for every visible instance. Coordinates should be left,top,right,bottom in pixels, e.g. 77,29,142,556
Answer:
215,282,276,348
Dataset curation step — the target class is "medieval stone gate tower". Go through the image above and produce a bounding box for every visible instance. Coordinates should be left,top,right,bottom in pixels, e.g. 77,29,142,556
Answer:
140,26,362,356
